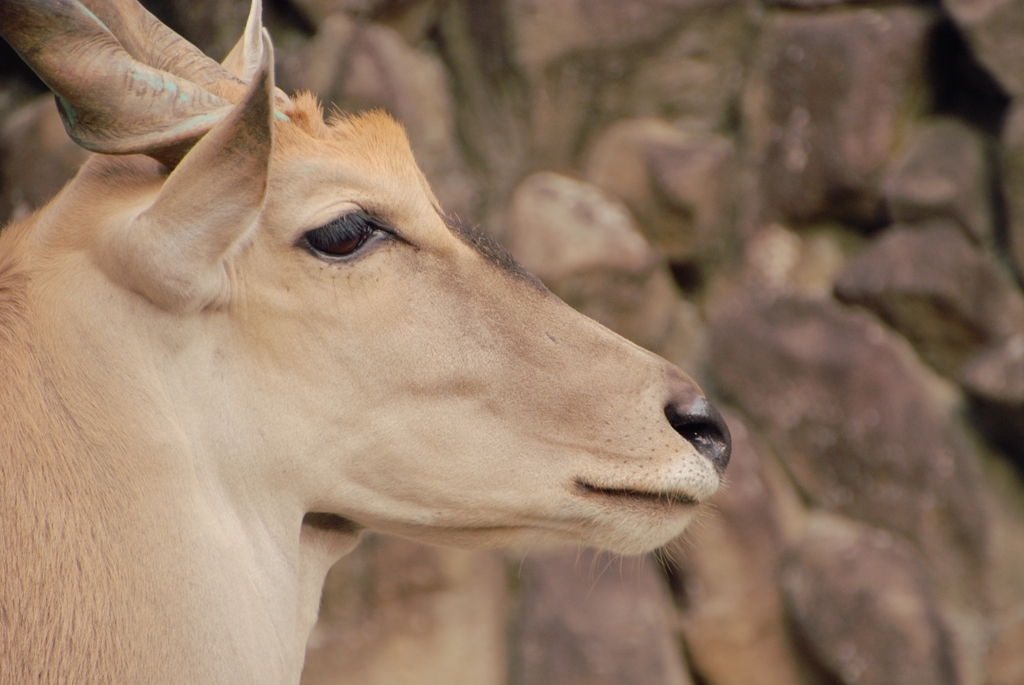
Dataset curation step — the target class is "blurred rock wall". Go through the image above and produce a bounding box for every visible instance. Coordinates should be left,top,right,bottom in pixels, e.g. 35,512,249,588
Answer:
3,1,1024,684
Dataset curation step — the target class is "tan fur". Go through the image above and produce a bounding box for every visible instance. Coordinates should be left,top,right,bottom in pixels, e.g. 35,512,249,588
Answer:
0,67,721,685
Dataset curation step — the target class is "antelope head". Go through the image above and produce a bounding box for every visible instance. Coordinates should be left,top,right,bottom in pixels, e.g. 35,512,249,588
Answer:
0,1,729,681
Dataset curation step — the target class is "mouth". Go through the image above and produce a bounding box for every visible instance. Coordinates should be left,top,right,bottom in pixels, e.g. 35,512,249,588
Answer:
573,479,700,508
302,511,361,535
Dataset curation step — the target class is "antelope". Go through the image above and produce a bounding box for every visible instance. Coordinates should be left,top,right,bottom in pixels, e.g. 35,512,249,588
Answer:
0,1,731,682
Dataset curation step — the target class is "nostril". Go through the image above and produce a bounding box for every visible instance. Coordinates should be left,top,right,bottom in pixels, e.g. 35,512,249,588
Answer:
665,397,732,474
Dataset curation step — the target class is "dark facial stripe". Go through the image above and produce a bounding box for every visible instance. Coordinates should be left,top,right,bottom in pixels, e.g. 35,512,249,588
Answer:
440,210,545,289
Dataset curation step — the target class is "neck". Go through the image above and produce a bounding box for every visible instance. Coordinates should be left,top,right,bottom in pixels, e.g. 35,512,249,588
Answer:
0,300,350,684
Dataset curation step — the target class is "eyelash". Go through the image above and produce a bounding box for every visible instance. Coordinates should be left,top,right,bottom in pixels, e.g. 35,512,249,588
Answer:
300,212,386,260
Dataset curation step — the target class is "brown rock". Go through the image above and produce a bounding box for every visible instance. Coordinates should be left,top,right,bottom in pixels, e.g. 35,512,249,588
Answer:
302,535,507,685
763,0,900,7
431,1,532,238
781,514,960,685
708,293,989,611
999,100,1024,279
277,14,478,219
742,223,851,298
584,118,736,263
507,0,751,170
882,119,993,245
964,334,1024,406
286,0,440,44
612,9,753,132
0,95,89,223
989,615,1024,685
505,172,680,352
743,8,933,229
943,0,1024,97
507,0,736,75
667,410,808,685
510,547,692,685
961,335,1024,463
834,221,1024,380
148,0,251,58
977,450,1024,685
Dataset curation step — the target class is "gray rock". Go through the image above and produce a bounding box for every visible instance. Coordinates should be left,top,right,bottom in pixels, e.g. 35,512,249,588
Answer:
510,547,692,685
708,293,989,611
743,8,933,229
782,514,960,685
882,119,993,245
584,118,736,264
505,172,680,352
834,221,1024,381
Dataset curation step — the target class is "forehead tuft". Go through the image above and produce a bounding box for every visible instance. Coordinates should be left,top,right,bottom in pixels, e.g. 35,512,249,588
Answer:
277,93,418,175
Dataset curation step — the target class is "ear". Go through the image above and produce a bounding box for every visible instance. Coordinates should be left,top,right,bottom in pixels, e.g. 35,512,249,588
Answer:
100,30,276,312
222,0,264,82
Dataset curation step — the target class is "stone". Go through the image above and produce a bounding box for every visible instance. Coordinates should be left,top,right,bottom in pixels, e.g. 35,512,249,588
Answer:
882,119,993,245
0,95,90,223
509,546,692,685
507,0,737,76
976,451,1024,685
999,100,1024,279
943,0,1024,97
981,451,1024,685
147,0,251,59
277,14,478,219
781,514,961,685
708,293,989,612
584,118,736,264
742,223,851,298
286,0,441,44
301,535,507,685
743,8,933,229
763,0,899,7
834,221,1024,381
431,1,533,238
666,410,807,685
989,616,1024,685
609,9,752,132
511,0,751,171
505,172,680,352
961,334,1024,463
287,0,395,25
962,334,1024,406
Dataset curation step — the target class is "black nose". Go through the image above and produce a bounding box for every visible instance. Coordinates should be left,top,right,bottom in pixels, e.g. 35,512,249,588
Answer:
665,396,731,474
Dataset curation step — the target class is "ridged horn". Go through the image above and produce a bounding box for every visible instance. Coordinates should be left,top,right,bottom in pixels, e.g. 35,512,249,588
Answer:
0,0,233,163
76,0,249,102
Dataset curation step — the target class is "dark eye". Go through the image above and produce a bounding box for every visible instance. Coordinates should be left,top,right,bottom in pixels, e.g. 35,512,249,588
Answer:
301,212,379,258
